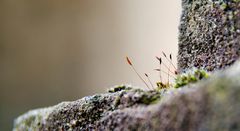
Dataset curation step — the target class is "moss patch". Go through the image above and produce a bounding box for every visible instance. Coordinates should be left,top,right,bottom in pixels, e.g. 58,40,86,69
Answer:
174,69,209,88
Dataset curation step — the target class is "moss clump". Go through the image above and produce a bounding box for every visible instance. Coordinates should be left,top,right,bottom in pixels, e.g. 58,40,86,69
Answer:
174,69,210,88
138,92,161,104
233,0,240,3
108,85,132,93
113,96,121,108
154,69,209,91
114,88,162,107
13,108,51,131
156,82,168,90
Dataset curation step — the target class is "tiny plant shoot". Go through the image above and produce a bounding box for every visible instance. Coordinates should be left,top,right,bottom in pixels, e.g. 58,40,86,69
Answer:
126,57,151,89
126,52,178,90
162,52,178,71
126,53,210,91
155,57,162,82
145,73,154,89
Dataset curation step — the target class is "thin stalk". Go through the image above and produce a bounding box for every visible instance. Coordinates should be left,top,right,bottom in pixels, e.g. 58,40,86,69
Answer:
154,69,176,79
126,57,151,89
162,52,178,73
167,58,171,85
145,73,154,89
156,57,162,82
160,60,176,75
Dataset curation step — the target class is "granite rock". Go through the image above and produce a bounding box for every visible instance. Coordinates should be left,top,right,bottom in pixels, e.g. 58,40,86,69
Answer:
178,0,240,72
14,61,240,130
13,0,240,130
13,86,162,130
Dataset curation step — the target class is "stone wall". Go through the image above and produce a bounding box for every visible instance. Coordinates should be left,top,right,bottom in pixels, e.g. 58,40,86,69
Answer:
178,0,240,72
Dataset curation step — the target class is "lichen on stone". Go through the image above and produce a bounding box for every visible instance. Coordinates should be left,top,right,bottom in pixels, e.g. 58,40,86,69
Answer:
13,107,54,131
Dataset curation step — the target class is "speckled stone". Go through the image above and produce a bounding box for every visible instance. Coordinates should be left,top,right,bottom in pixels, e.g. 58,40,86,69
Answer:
13,61,240,130
13,1,240,130
178,0,240,72
98,61,240,130
13,86,162,131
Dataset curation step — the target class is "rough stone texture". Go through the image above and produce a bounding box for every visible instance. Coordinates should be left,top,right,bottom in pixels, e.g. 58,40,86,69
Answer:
13,86,162,131
97,61,240,131
14,0,240,130
13,61,240,130
178,0,240,72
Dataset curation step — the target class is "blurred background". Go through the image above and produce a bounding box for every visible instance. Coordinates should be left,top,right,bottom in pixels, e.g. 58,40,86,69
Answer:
0,0,181,130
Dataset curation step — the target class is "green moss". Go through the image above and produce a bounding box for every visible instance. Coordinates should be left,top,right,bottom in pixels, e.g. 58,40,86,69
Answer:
108,85,132,93
24,115,36,127
233,0,240,2
137,91,161,105
14,114,43,130
113,96,121,108
174,69,210,88
154,69,210,91
220,2,227,10
156,82,168,90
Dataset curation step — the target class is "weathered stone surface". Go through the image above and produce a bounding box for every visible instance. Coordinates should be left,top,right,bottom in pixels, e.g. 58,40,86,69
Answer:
14,0,240,130
178,0,240,72
14,61,240,130
97,61,240,130
13,86,162,130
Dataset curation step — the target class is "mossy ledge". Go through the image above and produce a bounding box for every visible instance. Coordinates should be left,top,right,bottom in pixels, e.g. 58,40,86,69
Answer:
14,61,240,130
13,0,240,130
13,85,163,131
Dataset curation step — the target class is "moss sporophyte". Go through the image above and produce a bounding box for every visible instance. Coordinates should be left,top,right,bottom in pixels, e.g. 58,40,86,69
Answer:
126,53,210,91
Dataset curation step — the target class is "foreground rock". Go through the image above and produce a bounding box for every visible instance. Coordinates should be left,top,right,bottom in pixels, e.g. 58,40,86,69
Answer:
13,86,162,130
14,61,240,130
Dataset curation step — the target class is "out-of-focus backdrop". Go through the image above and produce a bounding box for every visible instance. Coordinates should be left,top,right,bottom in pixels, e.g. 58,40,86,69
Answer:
0,0,181,130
